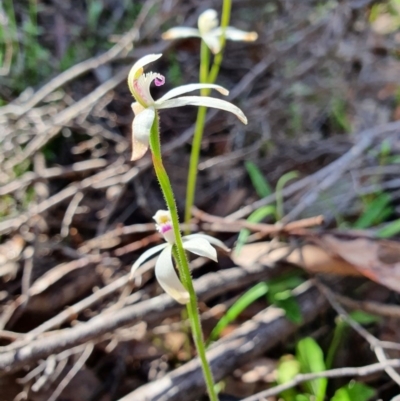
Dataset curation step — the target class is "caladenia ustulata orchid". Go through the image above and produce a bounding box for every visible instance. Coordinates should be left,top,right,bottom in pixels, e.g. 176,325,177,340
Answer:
127,53,247,161
126,52,247,401
129,210,230,304
162,9,258,54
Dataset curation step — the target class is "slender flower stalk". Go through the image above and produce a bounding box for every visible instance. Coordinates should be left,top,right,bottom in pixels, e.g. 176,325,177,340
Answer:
127,54,248,401
148,117,219,401
183,0,252,230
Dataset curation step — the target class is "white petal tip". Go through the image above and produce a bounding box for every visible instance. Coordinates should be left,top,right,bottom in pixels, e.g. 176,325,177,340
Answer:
175,292,190,304
217,88,229,96
237,112,248,124
161,32,173,40
244,32,258,41
131,140,149,161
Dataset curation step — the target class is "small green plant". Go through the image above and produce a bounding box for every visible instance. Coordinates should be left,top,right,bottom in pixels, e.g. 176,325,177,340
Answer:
331,381,375,401
86,0,104,32
245,160,273,198
378,218,400,238
167,53,184,87
296,337,328,401
278,310,378,401
277,336,375,401
235,165,298,253
330,97,351,133
353,192,393,229
207,273,304,345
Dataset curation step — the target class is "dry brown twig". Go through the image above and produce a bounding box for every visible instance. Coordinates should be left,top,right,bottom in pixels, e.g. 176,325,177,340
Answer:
241,358,400,401
335,294,400,319
316,281,400,387
117,282,328,401
47,343,94,401
227,121,400,222
0,261,285,373
193,206,324,234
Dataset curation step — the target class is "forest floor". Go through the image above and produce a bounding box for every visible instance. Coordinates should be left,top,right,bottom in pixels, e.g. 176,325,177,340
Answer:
1,0,400,400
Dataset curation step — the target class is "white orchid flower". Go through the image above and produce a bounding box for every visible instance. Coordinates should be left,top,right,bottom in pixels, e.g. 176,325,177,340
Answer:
129,210,230,304
127,53,247,161
162,9,258,54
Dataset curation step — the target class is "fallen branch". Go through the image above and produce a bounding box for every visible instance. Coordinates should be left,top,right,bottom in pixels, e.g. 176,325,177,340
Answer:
0,262,283,374
117,282,328,401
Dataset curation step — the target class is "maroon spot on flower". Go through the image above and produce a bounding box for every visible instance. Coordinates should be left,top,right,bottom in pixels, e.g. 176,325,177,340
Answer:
155,75,165,87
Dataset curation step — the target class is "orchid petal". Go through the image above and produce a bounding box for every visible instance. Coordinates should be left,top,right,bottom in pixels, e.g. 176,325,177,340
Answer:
128,54,162,94
129,243,168,280
202,33,222,54
182,237,218,262
157,84,228,103
157,96,247,124
198,9,218,34
133,71,164,105
213,27,258,42
131,106,155,161
128,53,162,86
155,246,190,304
183,234,231,252
162,27,201,40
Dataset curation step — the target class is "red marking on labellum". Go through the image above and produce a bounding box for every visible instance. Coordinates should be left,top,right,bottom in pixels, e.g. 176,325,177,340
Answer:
155,75,165,87
160,223,172,234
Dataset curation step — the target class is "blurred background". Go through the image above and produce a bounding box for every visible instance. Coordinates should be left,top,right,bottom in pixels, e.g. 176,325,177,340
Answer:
1,0,400,400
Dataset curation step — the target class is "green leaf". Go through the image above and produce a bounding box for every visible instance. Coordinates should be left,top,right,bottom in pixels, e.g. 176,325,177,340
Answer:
273,293,303,324
325,319,347,369
296,338,328,401
207,282,269,344
331,381,375,401
349,310,381,325
235,205,276,254
330,97,351,133
87,0,104,31
245,161,273,198
354,192,392,229
278,357,301,383
295,395,311,401
267,274,305,295
276,171,299,220
277,357,301,401
377,218,400,238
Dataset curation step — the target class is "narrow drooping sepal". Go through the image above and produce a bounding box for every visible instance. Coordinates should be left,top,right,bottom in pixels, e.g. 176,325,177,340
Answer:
129,243,168,280
155,246,190,304
131,106,156,161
